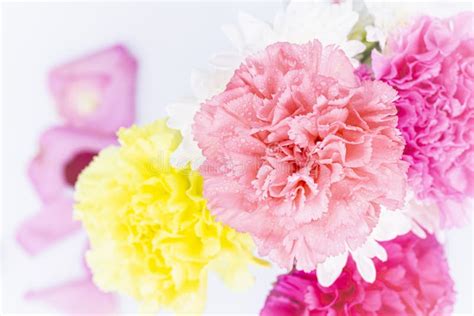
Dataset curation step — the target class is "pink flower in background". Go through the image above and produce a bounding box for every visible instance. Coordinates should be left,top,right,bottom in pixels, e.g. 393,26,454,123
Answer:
26,276,117,315
49,44,137,133
26,248,118,315
193,40,407,272
18,126,116,254
27,126,116,204
17,44,137,314
372,13,474,227
16,195,79,256
17,126,116,313
18,126,119,313
261,233,455,316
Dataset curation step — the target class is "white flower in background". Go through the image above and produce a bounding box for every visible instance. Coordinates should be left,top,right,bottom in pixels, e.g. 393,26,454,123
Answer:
216,0,365,70
363,2,413,50
166,68,230,169
167,0,365,168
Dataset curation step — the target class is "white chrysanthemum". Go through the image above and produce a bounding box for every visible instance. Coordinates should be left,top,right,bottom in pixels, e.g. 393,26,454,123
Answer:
167,0,365,169
362,2,413,50
167,69,229,169
215,0,364,70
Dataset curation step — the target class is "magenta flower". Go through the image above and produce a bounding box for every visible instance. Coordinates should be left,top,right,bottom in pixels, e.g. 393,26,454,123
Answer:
261,233,455,316
354,64,374,81
49,44,137,133
372,13,474,227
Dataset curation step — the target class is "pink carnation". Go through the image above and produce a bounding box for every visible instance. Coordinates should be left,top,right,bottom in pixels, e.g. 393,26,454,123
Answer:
372,13,474,227
261,233,455,316
193,40,407,271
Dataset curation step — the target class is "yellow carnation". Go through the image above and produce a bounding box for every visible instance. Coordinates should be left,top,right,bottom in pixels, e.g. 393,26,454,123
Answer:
75,119,265,314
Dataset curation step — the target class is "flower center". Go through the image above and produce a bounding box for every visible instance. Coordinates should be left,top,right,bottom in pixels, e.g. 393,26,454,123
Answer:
64,151,97,186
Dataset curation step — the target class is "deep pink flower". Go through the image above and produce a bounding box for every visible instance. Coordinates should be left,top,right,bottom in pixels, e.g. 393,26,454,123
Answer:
193,40,407,272
372,13,474,227
354,64,374,81
49,44,137,133
261,233,455,316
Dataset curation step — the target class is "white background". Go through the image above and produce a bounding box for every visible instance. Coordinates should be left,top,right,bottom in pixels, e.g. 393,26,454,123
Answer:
1,1,473,315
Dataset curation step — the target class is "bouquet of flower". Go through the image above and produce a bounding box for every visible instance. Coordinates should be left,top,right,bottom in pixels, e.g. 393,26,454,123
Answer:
18,0,473,315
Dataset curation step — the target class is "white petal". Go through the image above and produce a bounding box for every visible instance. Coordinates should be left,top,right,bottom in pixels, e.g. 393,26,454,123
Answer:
402,190,440,236
209,52,241,70
190,69,230,101
341,40,366,56
166,101,198,131
170,132,205,169
365,25,384,43
370,240,387,262
281,0,362,60
435,230,446,244
411,222,427,239
352,238,387,262
221,23,244,52
371,207,412,242
237,11,274,51
353,254,376,283
316,251,348,287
